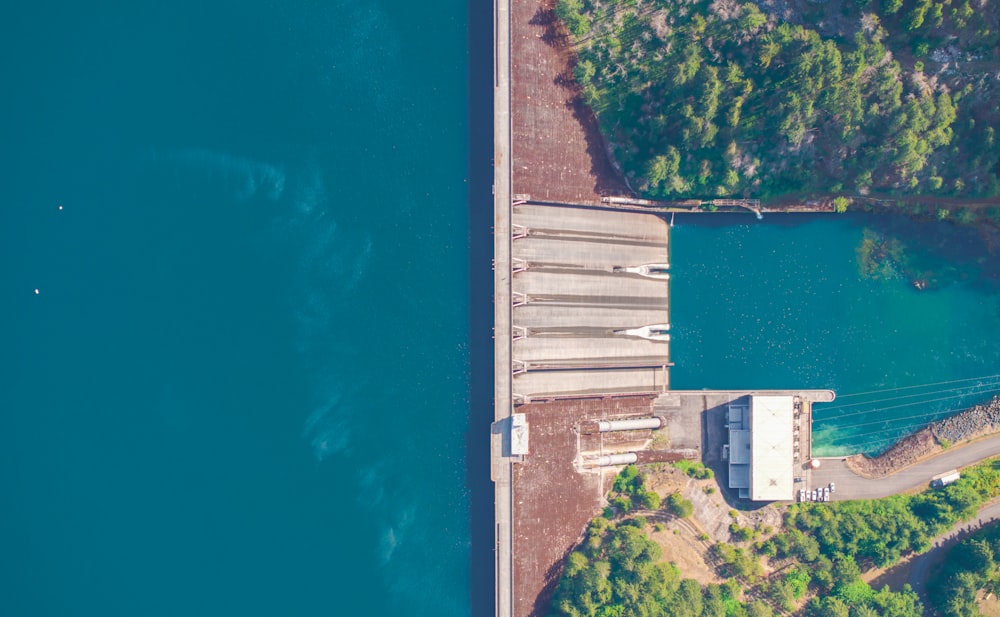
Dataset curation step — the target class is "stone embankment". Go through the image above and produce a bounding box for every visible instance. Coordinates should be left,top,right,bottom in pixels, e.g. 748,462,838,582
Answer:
846,396,1000,479
931,396,1000,443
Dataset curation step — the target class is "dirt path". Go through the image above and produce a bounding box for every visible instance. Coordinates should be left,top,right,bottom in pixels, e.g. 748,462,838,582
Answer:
867,501,1000,604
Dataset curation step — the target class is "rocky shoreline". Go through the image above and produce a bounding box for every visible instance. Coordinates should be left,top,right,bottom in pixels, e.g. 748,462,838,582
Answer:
845,396,1000,479
931,396,1000,444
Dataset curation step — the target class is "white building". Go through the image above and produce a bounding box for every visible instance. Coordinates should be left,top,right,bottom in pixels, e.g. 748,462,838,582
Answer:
728,395,795,501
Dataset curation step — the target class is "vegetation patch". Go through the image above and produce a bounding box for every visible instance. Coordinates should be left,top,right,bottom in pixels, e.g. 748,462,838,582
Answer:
673,459,715,479
551,459,1000,616
928,523,1000,617
555,0,1000,201
608,464,662,515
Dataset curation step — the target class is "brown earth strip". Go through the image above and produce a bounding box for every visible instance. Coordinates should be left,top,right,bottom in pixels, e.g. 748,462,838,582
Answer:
510,0,629,204
512,396,656,617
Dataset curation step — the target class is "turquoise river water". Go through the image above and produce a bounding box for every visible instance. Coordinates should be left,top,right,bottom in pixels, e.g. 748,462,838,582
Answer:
671,214,1000,456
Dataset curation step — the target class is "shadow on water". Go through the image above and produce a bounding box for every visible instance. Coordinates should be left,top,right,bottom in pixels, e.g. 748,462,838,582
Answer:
673,211,1000,291
858,213,1000,292
467,0,495,613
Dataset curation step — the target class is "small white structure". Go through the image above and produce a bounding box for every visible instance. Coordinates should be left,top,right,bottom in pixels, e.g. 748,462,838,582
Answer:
511,413,529,456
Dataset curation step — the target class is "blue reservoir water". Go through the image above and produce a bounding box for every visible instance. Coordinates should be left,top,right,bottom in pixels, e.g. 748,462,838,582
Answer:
671,214,1000,456
1,1,474,615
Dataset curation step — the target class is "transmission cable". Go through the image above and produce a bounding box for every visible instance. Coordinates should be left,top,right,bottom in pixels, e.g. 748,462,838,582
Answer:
817,380,1000,413
814,387,1000,421
831,373,1000,400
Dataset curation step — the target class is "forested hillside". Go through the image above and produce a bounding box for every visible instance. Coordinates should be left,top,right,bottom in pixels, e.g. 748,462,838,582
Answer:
556,0,1000,201
550,460,1000,616
928,523,1000,617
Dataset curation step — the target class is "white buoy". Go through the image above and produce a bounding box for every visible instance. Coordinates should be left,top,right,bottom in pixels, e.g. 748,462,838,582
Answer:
34,289,40,295
58,205,63,211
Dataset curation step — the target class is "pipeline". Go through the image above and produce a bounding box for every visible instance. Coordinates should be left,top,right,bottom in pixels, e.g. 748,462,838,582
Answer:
597,417,663,432
595,452,639,466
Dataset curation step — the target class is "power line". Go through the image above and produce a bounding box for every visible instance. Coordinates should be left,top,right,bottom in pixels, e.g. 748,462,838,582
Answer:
818,380,1000,412
814,387,1000,420
832,373,1000,400
814,404,969,432
816,420,936,446
822,428,933,453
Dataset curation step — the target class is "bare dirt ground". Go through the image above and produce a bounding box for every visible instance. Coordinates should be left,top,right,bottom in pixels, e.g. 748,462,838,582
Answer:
863,555,915,592
512,396,656,617
644,465,784,579
647,517,721,585
643,468,721,584
979,593,1000,617
510,0,629,204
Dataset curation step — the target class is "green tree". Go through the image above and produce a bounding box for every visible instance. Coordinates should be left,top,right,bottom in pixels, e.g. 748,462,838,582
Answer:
637,489,661,510
807,596,850,617
739,3,768,33
645,148,683,196
883,0,904,14
666,492,694,518
746,600,773,617
904,0,932,30
555,0,590,37
612,465,640,495
574,60,596,85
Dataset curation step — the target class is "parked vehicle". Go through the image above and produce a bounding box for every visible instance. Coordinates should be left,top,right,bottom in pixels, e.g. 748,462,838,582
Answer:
931,470,960,488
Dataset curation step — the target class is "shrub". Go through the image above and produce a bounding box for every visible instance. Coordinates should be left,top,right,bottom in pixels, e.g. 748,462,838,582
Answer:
637,488,661,510
673,459,715,479
610,495,632,514
667,492,694,518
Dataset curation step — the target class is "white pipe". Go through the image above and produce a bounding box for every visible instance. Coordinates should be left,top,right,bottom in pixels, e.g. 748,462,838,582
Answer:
596,453,638,466
597,417,663,432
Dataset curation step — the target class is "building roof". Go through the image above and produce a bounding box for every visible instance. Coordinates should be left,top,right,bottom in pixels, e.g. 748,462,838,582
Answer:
729,464,750,489
730,429,751,465
728,402,749,430
750,396,794,501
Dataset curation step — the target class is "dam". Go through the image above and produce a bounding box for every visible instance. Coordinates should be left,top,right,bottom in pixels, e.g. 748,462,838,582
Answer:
493,200,837,617
491,0,832,615
511,203,671,404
